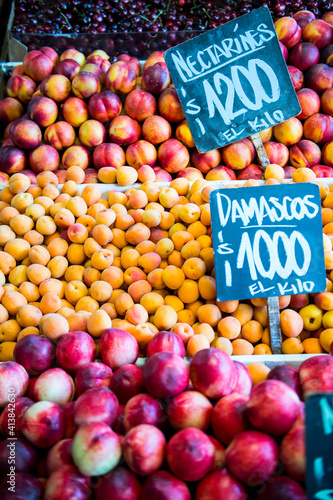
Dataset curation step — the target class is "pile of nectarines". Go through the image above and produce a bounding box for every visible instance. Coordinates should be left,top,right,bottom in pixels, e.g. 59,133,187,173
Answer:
2,339,331,498
0,171,332,361
1,10,333,184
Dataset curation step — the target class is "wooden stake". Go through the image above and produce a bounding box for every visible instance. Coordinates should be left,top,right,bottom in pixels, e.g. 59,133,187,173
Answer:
251,132,270,170
251,132,282,354
267,296,282,354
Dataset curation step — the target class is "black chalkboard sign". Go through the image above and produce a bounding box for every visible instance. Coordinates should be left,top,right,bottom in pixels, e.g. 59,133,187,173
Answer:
165,7,301,153
210,183,326,302
306,394,333,500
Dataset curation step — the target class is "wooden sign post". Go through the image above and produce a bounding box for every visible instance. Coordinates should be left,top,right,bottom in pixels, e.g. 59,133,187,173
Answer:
209,183,326,354
306,394,333,499
165,6,305,353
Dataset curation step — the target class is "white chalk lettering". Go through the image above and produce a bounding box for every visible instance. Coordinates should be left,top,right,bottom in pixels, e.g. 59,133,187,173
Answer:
170,23,275,82
319,397,333,436
215,194,319,227
237,230,311,281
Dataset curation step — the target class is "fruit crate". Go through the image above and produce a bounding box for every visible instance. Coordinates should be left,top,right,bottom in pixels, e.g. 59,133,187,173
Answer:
3,1,203,62
0,171,327,368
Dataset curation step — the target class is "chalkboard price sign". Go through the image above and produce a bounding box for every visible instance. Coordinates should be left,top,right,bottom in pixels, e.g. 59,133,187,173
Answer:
306,394,333,500
165,7,301,152
210,183,326,302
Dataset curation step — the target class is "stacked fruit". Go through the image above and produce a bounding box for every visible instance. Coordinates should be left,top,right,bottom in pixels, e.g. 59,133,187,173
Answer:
11,0,332,37
0,171,333,361
1,344,333,499
2,10,333,184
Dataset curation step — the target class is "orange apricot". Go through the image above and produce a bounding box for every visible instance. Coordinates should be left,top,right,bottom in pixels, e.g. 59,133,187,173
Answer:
247,362,270,384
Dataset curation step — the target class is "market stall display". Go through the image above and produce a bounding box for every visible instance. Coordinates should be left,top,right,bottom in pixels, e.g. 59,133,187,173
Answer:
0,5,333,500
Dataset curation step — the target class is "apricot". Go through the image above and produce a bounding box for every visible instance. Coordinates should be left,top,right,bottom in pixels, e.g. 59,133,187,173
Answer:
171,231,194,252
231,303,254,326
64,281,88,305
5,239,30,261
87,309,112,337
64,266,85,283
39,292,62,314
90,281,113,302
12,193,34,213
24,230,44,246
127,280,151,303
193,323,215,343
125,304,149,325
314,291,333,310
0,342,16,361
26,263,51,285
232,339,254,355
302,337,325,353
197,304,221,328
47,238,68,258
66,166,86,184
264,164,285,182
217,316,241,340
181,257,205,280
162,265,185,290
174,277,199,304
9,173,30,194
41,313,69,340
292,167,317,183
280,309,304,338
25,203,45,221
241,320,263,344
116,166,138,186
16,304,42,327
115,292,134,316
28,245,50,266
35,215,57,235
90,249,114,270
140,292,164,314
99,266,123,290
10,214,34,236
319,328,333,352
2,290,27,316
0,225,16,246
0,303,9,324
0,320,21,342
75,296,99,313
187,334,210,357
17,326,40,341
282,338,304,354
164,295,184,313
67,311,90,332
212,337,233,355
152,305,177,331
0,207,19,225
253,307,269,328
8,266,28,287
19,282,40,302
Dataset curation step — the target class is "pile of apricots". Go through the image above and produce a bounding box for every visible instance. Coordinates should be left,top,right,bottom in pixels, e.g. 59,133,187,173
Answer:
0,170,332,361
1,11,333,184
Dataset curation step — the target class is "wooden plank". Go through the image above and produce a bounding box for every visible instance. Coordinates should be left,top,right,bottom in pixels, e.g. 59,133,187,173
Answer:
251,132,270,170
267,296,282,354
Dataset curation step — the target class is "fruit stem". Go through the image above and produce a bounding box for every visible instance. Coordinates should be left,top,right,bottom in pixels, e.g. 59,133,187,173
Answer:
74,7,84,17
138,14,150,22
151,10,163,24
58,10,73,29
